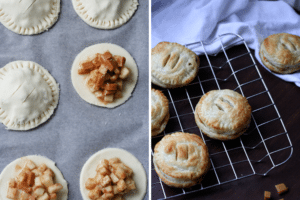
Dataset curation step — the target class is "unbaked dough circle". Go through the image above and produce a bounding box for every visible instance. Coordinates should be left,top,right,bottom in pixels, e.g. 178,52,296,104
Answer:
0,155,68,200
0,61,59,131
80,148,147,200
72,0,139,29
71,43,138,108
0,0,60,35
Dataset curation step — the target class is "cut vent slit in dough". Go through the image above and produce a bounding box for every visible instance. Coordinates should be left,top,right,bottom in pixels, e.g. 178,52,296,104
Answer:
220,97,234,108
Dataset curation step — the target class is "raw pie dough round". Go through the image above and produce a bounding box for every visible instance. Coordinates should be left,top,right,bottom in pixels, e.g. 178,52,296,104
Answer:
0,0,60,35
80,148,147,200
72,0,139,29
0,155,68,200
71,43,138,108
0,61,59,131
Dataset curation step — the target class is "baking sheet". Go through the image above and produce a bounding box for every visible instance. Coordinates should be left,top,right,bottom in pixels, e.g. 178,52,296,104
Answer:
0,1,149,199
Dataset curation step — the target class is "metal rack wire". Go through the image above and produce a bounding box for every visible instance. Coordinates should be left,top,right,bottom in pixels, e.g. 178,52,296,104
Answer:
151,33,293,200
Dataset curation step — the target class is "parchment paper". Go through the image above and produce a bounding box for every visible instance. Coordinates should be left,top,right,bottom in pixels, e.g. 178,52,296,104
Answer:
0,1,149,199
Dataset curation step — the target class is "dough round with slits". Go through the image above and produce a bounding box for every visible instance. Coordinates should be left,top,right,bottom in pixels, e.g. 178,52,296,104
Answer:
0,0,60,35
72,0,139,29
195,89,252,140
0,61,59,131
259,33,300,74
151,42,200,88
153,132,210,188
151,89,169,137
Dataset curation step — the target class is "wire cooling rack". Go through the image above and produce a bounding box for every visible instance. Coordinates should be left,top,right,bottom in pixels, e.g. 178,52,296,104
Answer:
151,33,293,200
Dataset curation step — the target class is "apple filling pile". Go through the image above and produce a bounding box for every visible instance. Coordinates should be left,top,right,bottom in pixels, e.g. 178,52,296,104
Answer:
85,158,136,200
6,159,63,200
78,51,130,103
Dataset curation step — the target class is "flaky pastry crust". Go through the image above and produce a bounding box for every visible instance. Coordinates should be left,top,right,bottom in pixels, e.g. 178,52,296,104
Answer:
194,89,251,140
153,132,210,188
259,33,300,74
151,42,200,88
151,89,169,136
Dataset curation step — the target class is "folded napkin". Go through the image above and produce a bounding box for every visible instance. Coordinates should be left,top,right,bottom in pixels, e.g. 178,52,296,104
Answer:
152,0,300,86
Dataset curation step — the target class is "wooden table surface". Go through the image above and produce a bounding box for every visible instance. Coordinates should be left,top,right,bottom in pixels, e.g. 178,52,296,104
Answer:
151,45,300,200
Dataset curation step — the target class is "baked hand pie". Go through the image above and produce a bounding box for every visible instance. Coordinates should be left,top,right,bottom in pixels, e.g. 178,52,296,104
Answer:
0,0,60,35
151,42,200,88
0,61,59,131
151,89,169,137
72,0,139,29
194,89,252,140
259,33,300,74
153,132,210,188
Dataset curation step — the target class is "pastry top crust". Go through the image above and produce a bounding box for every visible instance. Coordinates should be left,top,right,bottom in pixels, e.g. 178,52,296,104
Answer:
72,0,139,29
151,42,200,88
195,90,251,133
0,61,59,130
260,33,300,74
151,89,169,135
154,132,210,183
0,0,60,35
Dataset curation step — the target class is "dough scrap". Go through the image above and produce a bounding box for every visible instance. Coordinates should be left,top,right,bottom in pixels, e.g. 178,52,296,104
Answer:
80,148,147,200
0,0,60,35
0,155,68,200
72,0,139,29
0,61,59,131
71,43,138,108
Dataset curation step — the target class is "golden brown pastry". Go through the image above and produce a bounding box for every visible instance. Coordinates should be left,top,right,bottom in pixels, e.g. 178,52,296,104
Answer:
153,132,210,188
151,89,169,136
151,42,200,88
194,89,251,140
259,33,300,74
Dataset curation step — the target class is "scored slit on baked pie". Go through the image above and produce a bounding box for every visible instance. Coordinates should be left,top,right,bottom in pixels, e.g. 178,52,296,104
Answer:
151,42,200,88
0,155,68,200
72,0,139,29
194,89,252,140
71,43,138,108
80,148,147,200
0,0,60,35
0,61,59,131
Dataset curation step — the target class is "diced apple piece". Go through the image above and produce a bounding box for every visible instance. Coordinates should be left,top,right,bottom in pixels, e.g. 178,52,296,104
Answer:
125,178,136,191
78,61,97,75
85,178,97,190
102,193,114,199
103,185,113,193
88,186,102,200
97,166,110,176
104,94,114,102
38,164,48,173
16,171,27,184
43,168,54,177
40,173,54,187
6,187,17,199
25,159,36,170
33,187,45,197
113,55,126,68
85,70,106,93
104,83,118,91
8,178,16,188
34,176,43,187
114,91,122,99
114,68,120,75
32,169,42,177
117,180,126,192
99,64,108,75
20,191,30,200
110,173,119,184
119,67,130,79
100,175,111,187
37,192,50,200
17,182,32,193
48,183,63,193
116,80,123,90
27,172,35,187
110,74,119,82
49,193,57,200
